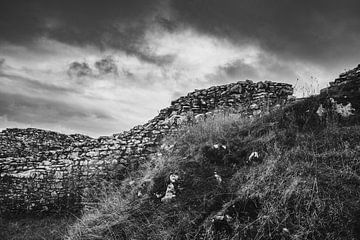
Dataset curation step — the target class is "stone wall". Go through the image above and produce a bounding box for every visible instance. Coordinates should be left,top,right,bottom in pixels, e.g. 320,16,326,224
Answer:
319,64,360,118
321,64,360,96
0,80,293,215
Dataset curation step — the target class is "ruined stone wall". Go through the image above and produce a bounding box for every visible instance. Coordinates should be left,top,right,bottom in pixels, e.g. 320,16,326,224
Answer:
0,80,293,215
321,64,360,96
319,64,360,118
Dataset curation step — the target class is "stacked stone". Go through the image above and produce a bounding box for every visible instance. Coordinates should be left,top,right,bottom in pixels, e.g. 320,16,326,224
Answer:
0,80,293,215
0,128,80,158
0,129,100,214
166,80,292,117
321,64,360,95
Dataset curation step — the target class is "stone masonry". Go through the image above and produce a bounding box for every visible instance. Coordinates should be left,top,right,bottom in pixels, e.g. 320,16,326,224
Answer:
0,80,293,215
321,64,360,96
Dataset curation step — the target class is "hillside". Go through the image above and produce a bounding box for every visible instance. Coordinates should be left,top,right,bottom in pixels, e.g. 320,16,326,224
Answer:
0,80,292,215
1,64,360,240
64,66,360,239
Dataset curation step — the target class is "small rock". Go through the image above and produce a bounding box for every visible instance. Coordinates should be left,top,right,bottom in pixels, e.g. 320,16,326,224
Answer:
214,171,222,184
161,183,176,202
248,152,259,163
169,173,179,183
316,104,325,117
282,228,290,234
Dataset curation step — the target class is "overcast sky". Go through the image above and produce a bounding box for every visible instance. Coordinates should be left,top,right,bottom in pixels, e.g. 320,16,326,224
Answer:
1,0,360,137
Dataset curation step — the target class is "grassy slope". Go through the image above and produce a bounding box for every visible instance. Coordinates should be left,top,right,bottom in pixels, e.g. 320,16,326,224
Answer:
65,93,360,240
2,95,358,240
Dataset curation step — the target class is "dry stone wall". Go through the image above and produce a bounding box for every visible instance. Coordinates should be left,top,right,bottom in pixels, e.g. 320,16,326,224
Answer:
319,64,360,118
0,80,293,216
321,64,360,96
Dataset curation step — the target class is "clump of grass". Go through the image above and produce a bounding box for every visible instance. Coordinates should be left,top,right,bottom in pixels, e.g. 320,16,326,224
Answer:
66,94,360,240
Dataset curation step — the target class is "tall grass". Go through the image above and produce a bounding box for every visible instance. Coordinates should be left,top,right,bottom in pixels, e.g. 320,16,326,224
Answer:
66,95,360,240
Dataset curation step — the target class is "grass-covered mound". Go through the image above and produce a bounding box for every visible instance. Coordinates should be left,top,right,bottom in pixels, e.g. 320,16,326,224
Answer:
66,94,360,240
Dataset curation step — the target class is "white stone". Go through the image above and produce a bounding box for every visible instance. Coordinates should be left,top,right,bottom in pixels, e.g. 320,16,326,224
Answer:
214,171,222,184
335,102,355,117
161,183,176,202
249,152,259,162
169,174,179,183
316,104,325,117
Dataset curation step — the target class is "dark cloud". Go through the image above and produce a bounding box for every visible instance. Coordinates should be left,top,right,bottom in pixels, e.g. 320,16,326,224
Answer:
67,54,175,82
0,62,79,95
0,91,112,125
207,59,259,84
0,63,118,136
0,0,158,44
122,68,135,78
1,0,359,68
0,0,174,65
94,56,118,75
0,64,109,122
0,58,5,67
171,0,360,65
68,57,125,79
218,60,259,79
256,54,298,81
135,51,176,66
156,16,178,32
207,55,301,85
0,72,79,94
67,62,93,78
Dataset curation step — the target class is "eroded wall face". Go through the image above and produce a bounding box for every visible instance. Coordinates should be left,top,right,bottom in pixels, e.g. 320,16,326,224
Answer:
0,80,293,215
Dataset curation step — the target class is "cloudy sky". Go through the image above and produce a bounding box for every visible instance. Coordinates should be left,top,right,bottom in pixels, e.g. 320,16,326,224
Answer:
1,0,360,137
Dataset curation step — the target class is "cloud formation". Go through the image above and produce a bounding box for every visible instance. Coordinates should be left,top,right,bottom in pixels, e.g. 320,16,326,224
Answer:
2,0,360,68
0,0,172,65
67,62,93,78
0,91,111,124
1,0,359,136
219,60,259,79
94,56,118,75
0,53,176,136
171,0,360,66
0,62,120,136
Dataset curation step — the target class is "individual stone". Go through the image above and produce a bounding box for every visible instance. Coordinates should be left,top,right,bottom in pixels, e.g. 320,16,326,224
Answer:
214,171,222,184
